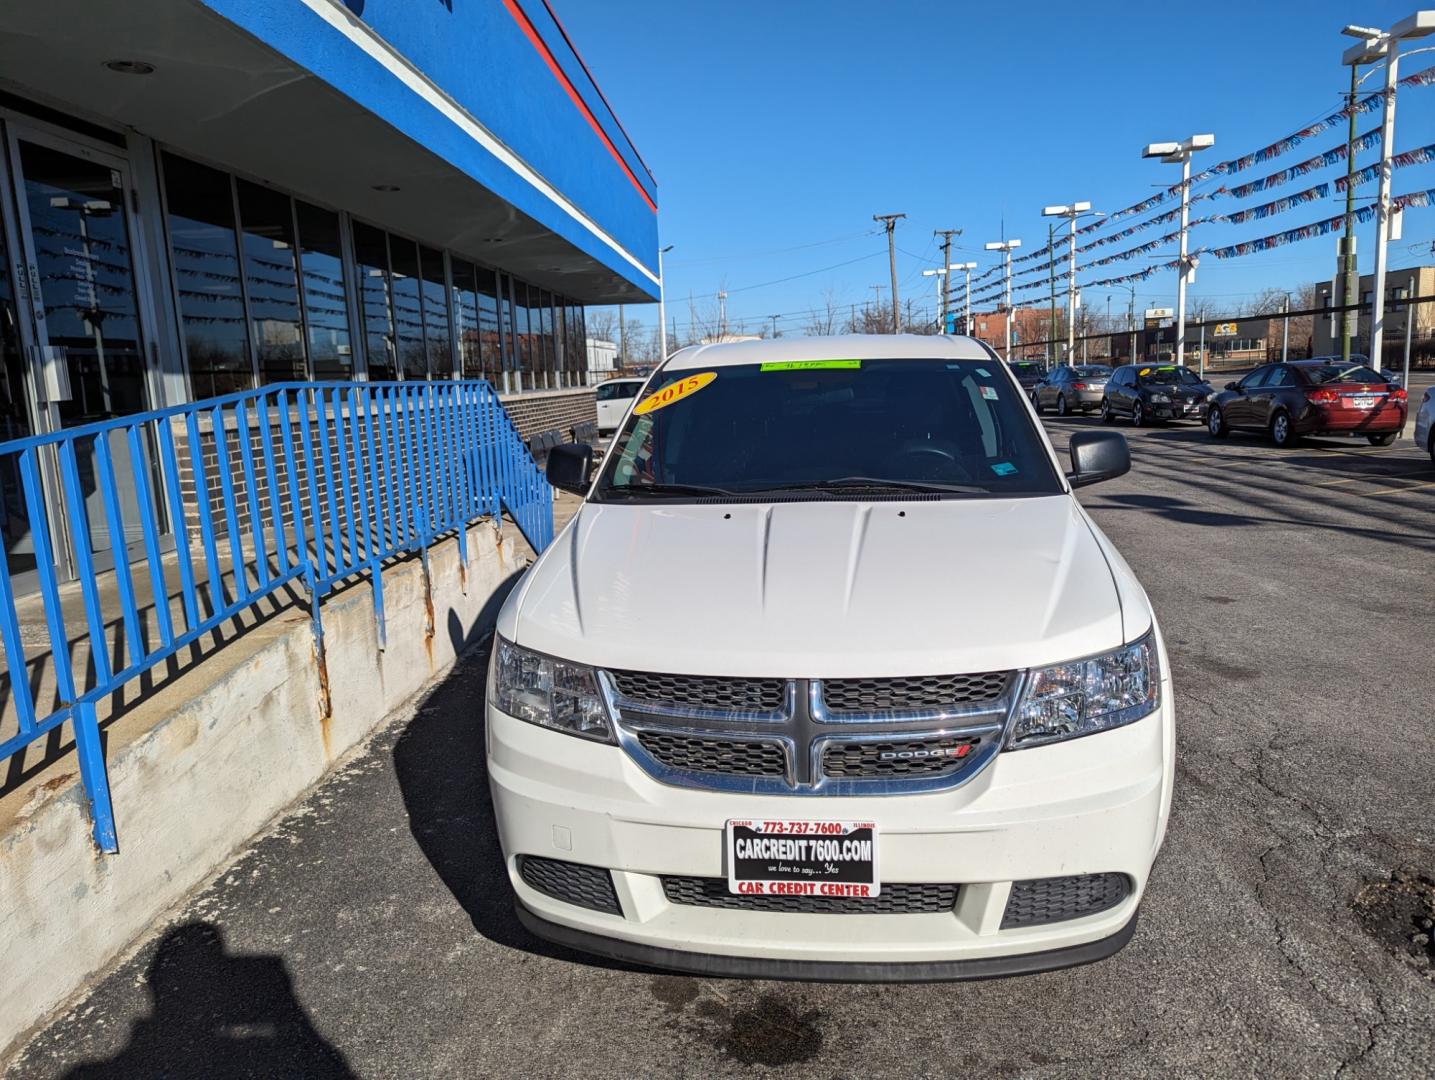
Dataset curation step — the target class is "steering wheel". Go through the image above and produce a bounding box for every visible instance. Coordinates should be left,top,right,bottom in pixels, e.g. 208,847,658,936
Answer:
886,441,972,481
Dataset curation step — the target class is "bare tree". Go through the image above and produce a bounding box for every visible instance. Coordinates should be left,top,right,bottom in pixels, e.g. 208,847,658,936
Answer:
586,308,617,343
805,288,842,336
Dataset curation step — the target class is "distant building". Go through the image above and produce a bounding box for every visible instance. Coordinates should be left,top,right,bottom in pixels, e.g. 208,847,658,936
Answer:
1313,265,1435,361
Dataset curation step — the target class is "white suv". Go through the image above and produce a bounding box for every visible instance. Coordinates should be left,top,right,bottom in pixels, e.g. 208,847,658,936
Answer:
488,335,1174,980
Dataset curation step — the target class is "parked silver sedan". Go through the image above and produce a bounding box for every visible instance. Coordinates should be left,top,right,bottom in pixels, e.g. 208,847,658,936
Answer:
1032,365,1114,416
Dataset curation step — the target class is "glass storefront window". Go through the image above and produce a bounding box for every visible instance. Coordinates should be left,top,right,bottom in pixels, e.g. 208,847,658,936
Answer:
0,219,35,575
294,200,352,380
351,221,396,381
235,179,305,383
476,267,501,383
160,153,252,398
419,246,451,380
512,281,532,389
388,237,426,380
451,259,481,380
497,274,516,391
538,290,555,387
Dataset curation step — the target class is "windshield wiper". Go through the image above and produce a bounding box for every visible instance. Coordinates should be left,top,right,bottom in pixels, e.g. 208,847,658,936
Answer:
599,481,737,500
749,477,991,496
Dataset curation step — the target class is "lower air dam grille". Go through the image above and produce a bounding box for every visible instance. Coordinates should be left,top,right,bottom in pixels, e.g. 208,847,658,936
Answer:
1001,872,1130,929
518,856,622,915
662,876,958,914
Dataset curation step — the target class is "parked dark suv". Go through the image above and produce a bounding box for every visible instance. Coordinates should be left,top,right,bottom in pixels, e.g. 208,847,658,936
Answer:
1207,360,1408,448
1007,360,1047,394
1102,364,1214,426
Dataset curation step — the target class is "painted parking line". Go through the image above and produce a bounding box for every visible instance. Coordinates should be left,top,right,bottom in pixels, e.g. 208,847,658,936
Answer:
1362,479,1435,497
1309,468,1434,489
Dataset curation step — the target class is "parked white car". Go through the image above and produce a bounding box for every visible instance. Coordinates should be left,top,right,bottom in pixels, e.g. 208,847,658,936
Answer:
488,335,1174,980
594,376,648,435
1416,384,1434,467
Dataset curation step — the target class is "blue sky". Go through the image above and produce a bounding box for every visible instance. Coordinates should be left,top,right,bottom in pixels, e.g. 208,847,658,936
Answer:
560,0,1435,341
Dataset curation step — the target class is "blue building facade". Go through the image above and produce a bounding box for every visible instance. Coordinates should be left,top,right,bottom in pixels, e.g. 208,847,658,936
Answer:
0,0,656,586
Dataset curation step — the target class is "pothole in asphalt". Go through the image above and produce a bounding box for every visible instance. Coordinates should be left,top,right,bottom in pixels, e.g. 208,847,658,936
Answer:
1353,867,1435,975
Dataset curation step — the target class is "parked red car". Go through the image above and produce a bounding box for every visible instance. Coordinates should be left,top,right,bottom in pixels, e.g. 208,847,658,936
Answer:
1207,360,1408,448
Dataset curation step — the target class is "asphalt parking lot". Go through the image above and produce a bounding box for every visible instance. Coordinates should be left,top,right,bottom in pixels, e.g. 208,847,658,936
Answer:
9,412,1435,1079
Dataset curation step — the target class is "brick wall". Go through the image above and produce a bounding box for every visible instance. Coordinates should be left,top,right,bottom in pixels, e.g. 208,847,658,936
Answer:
499,388,596,442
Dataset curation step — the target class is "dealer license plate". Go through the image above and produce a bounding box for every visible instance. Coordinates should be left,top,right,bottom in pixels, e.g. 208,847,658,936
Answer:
725,819,880,898
1349,395,1378,409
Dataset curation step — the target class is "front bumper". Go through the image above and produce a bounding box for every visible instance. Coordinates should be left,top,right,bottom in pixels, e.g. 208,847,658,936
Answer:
486,675,1175,976
1149,399,1208,421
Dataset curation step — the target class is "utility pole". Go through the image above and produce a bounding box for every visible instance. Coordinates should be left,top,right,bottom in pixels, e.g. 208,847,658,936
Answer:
934,229,961,328
1339,61,1360,363
874,213,906,333
769,314,780,338
717,290,727,339
657,244,674,360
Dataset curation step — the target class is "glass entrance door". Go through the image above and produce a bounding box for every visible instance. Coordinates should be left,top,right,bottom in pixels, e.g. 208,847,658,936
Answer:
5,127,165,572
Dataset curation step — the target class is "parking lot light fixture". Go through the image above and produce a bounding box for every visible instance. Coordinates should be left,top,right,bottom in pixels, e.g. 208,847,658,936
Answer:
1042,203,1101,366
1141,134,1215,366
1340,11,1435,369
949,262,978,335
983,241,1022,358
922,268,947,331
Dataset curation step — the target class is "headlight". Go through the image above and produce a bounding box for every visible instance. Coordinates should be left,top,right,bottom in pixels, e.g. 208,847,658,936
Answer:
1007,632,1159,750
1148,393,1171,403
489,637,614,742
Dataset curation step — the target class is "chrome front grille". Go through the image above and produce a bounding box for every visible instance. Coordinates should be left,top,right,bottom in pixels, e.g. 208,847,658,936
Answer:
821,672,1009,713
635,731,787,778
608,670,786,712
605,670,1016,796
820,734,983,779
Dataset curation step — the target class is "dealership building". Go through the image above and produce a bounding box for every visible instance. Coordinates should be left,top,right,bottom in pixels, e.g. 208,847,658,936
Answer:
0,0,657,583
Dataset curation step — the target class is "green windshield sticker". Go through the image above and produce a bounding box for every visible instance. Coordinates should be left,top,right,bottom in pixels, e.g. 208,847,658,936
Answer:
759,360,862,372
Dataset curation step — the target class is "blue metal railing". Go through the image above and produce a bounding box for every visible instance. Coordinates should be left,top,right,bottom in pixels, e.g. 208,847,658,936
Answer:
0,380,553,853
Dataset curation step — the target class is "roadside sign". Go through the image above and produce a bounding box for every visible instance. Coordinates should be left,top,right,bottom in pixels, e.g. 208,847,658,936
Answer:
1144,307,1173,320
1213,322,1238,337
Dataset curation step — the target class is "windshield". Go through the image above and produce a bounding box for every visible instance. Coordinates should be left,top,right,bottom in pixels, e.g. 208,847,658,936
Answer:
1136,365,1203,386
1010,362,1044,376
593,358,1063,501
1300,364,1384,385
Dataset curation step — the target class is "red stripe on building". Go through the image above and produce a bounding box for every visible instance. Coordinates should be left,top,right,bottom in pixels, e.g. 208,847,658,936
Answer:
499,0,658,214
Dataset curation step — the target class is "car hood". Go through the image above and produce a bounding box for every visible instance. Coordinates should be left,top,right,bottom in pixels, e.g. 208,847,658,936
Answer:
504,496,1131,677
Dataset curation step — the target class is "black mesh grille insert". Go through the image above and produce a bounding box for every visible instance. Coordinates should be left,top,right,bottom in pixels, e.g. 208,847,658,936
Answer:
821,672,1010,713
517,856,622,915
1001,873,1131,929
636,731,788,777
662,876,958,914
609,670,787,712
821,734,983,779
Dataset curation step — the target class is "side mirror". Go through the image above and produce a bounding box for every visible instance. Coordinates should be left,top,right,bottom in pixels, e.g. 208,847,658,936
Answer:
546,442,593,496
1224,381,1239,391
1067,431,1131,489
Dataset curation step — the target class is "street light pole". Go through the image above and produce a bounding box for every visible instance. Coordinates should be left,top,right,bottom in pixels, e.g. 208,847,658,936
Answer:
949,262,977,336
922,268,947,330
1343,14,1435,369
657,244,674,360
983,240,1022,359
1041,203,1099,366
1142,133,1216,364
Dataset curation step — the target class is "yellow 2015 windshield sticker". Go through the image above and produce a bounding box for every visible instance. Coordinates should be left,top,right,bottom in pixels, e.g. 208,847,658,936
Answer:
633,371,717,415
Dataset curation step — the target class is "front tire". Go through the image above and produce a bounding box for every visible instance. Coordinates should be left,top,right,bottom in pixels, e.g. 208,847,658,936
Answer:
1270,410,1298,448
1367,432,1397,447
1208,405,1229,438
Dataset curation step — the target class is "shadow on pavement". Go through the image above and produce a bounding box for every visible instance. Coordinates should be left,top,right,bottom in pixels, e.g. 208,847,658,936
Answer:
60,922,353,1080
391,570,639,974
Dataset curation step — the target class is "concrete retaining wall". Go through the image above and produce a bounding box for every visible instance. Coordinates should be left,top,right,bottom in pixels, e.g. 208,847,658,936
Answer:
0,520,524,1053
